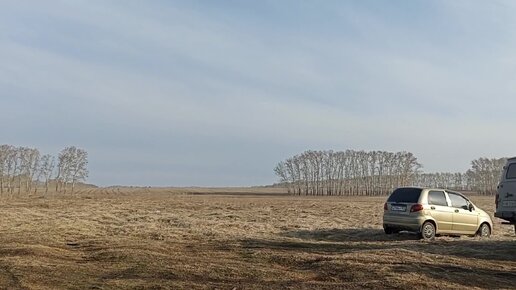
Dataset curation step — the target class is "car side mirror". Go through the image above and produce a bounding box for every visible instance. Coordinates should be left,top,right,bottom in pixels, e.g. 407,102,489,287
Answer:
468,204,474,211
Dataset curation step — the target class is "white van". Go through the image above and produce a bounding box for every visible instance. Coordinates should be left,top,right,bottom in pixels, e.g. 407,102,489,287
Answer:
495,157,516,233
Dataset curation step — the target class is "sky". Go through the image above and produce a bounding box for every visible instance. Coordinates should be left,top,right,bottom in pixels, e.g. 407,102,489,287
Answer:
1,0,516,187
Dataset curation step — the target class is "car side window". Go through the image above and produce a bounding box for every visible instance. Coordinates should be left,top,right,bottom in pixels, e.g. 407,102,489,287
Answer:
448,193,469,209
428,191,448,206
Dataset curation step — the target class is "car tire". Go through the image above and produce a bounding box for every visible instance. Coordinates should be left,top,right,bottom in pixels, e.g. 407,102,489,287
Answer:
420,221,436,240
477,223,491,238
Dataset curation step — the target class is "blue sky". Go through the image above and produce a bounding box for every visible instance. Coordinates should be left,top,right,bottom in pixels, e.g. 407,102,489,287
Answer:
1,0,516,186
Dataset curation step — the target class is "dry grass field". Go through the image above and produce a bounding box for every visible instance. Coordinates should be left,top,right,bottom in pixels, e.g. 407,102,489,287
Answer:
0,188,514,289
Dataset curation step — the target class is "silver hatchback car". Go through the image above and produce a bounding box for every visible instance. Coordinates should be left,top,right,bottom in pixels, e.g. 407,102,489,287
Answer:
383,187,493,240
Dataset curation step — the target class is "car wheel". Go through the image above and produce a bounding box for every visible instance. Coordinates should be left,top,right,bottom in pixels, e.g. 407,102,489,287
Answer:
420,221,436,240
477,223,491,238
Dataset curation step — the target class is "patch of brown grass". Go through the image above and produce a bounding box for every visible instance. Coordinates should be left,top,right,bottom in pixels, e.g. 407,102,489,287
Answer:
0,190,513,289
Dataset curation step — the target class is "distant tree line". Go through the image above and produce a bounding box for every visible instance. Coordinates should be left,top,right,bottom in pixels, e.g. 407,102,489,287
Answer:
0,145,89,195
412,158,506,195
274,150,421,196
274,150,506,196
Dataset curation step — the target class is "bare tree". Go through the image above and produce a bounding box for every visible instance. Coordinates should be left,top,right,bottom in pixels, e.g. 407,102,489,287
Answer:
56,149,71,192
39,154,55,195
0,145,11,195
274,161,292,194
5,146,18,195
20,147,40,194
57,146,89,193
466,157,506,195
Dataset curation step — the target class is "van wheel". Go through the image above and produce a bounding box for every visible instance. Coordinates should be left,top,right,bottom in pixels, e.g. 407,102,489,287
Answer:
420,221,436,240
477,223,491,238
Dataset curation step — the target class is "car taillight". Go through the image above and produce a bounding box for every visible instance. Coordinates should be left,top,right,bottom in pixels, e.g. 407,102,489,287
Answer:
384,202,388,211
495,194,499,208
410,204,423,212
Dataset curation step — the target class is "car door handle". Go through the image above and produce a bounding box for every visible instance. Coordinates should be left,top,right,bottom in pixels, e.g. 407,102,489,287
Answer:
454,209,459,213
430,206,435,210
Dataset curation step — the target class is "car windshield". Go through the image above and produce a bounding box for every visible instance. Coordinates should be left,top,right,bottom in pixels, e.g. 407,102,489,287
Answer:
387,188,422,203
506,163,516,179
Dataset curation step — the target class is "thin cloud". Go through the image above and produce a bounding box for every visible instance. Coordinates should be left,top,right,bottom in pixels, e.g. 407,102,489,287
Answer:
1,1,515,186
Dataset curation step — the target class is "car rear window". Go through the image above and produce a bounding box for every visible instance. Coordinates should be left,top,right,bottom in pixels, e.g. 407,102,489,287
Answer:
387,188,422,203
506,163,516,179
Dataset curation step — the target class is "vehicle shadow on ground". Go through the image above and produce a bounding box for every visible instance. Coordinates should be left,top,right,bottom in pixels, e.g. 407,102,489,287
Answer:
240,228,516,288
241,232,516,289
240,228,417,256
272,227,516,262
281,228,419,242
391,262,516,288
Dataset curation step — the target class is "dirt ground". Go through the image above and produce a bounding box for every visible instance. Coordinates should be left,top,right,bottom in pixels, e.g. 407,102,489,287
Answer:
0,188,514,289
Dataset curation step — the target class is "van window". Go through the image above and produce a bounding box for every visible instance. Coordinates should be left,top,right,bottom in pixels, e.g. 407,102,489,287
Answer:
448,192,469,209
506,163,516,179
428,191,448,206
387,188,422,203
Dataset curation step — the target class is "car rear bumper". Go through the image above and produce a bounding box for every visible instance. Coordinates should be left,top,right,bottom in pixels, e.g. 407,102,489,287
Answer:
383,214,426,232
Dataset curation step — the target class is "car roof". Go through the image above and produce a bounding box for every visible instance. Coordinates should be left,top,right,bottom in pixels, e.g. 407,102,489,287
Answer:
397,186,461,193
397,186,443,190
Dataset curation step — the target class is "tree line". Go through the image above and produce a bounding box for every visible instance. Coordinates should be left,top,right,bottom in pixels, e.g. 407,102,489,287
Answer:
409,158,506,195
0,145,89,195
274,150,505,196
